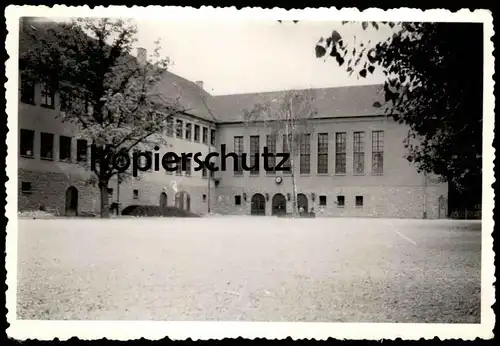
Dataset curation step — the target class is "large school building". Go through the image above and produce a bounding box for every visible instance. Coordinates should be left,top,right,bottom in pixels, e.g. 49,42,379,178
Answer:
17,21,448,219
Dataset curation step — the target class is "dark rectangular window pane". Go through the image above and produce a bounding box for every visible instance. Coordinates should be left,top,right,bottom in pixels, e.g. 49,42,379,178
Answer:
59,136,72,162
266,135,276,175
40,132,54,159
250,135,260,175
20,129,34,157
317,133,328,174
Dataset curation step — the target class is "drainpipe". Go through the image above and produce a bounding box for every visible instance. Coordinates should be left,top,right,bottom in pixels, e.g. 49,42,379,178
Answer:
207,159,211,214
207,139,212,214
116,173,121,216
423,172,427,219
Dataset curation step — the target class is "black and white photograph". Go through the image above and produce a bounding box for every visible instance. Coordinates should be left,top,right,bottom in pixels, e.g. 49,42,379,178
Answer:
5,6,495,341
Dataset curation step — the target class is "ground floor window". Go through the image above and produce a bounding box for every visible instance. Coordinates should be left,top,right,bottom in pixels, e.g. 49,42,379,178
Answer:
337,195,345,207
356,196,364,207
21,182,32,194
235,195,241,205
319,195,327,206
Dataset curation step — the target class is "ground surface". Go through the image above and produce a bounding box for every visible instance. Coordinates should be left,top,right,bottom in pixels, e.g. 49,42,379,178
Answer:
17,217,481,322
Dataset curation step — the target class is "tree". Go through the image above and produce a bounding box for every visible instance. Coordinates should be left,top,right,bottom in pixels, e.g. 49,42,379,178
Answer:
20,18,185,217
243,90,317,217
315,22,483,208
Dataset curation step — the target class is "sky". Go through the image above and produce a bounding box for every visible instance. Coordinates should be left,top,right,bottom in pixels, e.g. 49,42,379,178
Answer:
39,18,394,96
132,20,394,95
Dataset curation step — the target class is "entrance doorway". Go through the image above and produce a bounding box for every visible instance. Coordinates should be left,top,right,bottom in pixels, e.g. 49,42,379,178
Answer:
65,186,78,216
175,191,191,211
160,192,167,209
297,193,308,213
175,191,184,210
251,193,266,215
186,193,191,212
272,193,287,215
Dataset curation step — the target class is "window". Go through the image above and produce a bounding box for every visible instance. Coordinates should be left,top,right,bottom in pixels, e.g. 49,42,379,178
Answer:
133,189,139,199
335,132,346,174
59,89,72,112
146,151,153,172
202,127,208,144
317,133,328,174
266,135,276,175
356,196,364,207
176,119,183,138
210,169,215,178
372,131,384,174
185,158,192,176
59,136,72,162
250,135,260,175
20,76,35,104
282,134,291,173
76,139,88,162
107,188,113,195
21,182,32,194
337,195,345,207
211,129,216,146
40,82,54,108
185,123,192,141
165,161,173,175
319,195,327,206
202,194,207,202
300,134,311,174
194,125,200,142
234,136,244,176
40,132,54,160
166,117,174,136
235,195,241,205
202,165,207,178
20,129,34,157
353,131,365,174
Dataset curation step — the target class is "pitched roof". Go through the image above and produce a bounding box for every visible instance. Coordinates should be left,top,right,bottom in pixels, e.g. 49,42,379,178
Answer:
19,17,220,123
213,84,387,123
19,18,387,125
150,71,220,123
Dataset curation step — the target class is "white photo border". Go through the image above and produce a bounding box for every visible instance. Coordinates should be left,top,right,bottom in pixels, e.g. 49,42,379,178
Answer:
5,5,495,341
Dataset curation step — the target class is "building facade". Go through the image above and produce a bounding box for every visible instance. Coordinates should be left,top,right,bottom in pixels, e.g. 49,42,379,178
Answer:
17,75,448,219
17,22,448,219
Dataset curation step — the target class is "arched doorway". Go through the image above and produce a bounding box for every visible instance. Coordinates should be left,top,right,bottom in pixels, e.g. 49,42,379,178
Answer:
251,193,266,215
186,193,191,212
175,191,184,210
160,192,167,209
174,191,191,211
272,193,287,215
297,193,308,213
65,186,78,216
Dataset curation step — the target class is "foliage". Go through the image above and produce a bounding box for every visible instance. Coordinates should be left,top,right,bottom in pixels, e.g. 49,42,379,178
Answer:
121,205,200,217
20,18,185,217
315,21,483,197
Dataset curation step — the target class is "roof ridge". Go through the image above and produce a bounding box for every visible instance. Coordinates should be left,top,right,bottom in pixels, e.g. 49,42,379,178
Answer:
213,83,384,98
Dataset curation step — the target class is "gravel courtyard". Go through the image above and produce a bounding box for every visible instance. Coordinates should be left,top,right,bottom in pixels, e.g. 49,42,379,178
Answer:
17,217,481,323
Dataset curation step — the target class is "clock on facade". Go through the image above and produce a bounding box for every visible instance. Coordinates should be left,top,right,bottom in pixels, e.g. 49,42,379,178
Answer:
275,176,283,184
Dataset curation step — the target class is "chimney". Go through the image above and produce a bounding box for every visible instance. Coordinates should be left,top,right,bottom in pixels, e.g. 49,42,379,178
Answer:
195,80,204,90
137,47,147,66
